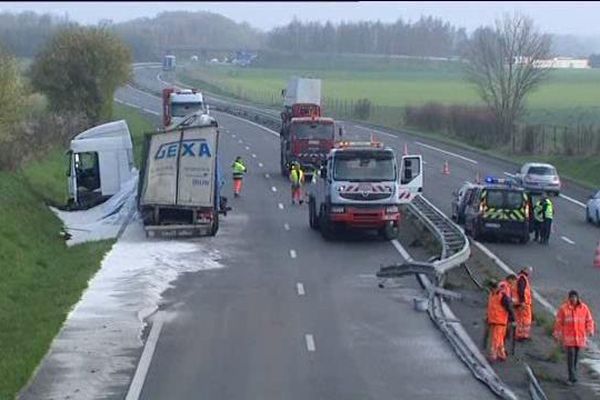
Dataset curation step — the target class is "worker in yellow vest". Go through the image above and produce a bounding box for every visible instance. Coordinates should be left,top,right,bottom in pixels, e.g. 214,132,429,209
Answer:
289,162,305,205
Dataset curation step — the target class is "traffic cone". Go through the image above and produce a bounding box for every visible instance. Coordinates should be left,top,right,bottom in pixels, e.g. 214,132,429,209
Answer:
403,143,409,156
442,161,450,175
594,242,600,268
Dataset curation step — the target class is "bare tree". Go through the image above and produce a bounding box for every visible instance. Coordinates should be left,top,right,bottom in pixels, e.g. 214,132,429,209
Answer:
463,13,552,142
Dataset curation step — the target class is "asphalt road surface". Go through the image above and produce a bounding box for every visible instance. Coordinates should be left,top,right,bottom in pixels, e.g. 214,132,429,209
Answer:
129,65,600,326
115,80,496,399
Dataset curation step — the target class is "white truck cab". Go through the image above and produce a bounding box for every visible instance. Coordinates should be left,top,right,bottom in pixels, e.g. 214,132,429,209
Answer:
67,120,135,209
163,88,207,128
308,140,422,240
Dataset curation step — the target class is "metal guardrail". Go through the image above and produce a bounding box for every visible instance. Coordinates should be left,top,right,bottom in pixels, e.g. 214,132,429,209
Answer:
525,364,549,400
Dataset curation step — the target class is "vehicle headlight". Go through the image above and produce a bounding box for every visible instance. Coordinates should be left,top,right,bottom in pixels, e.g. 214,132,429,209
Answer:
386,206,399,213
336,185,346,192
330,206,345,214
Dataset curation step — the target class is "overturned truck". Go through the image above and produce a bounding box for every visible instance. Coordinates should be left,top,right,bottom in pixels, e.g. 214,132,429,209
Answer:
138,112,225,237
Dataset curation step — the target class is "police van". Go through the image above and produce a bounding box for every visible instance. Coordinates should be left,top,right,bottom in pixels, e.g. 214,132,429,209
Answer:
462,177,531,244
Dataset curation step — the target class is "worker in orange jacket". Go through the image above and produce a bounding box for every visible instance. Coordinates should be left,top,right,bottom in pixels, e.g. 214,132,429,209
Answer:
553,290,595,385
486,280,516,362
514,267,534,341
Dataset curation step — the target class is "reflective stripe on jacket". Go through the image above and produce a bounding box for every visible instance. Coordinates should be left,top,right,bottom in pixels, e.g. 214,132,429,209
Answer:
290,169,304,185
232,161,246,178
554,300,595,347
533,201,544,222
543,199,554,219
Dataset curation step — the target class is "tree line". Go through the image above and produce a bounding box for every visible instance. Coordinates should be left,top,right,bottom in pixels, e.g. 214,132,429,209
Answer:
267,17,468,57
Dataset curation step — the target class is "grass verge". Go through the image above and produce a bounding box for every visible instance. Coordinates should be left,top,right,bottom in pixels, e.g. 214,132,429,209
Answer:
0,103,152,399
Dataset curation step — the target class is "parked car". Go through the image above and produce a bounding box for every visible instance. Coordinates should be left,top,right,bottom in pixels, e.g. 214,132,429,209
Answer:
514,163,561,196
451,182,478,224
586,190,600,225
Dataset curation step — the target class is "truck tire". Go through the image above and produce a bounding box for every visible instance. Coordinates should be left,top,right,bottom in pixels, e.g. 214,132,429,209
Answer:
319,204,334,240
309,196,319,230
208,213,219,236
381,222,398,240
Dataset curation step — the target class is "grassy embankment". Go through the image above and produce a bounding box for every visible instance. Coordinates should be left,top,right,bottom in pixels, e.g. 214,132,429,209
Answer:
0,104,152,399
179,57,600,187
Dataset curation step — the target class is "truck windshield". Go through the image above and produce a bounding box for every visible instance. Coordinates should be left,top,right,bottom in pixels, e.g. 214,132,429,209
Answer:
333,151,396,182
293,123,333,140
172,102,203,117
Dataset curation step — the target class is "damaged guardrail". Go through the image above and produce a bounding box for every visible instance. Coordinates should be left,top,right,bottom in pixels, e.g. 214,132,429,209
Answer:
377,195,519,400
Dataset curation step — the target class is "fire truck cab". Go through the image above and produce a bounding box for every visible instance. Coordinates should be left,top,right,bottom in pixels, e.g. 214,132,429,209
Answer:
308,139,423,240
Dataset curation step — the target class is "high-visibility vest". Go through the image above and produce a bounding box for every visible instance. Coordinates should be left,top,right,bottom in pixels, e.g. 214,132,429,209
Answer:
232,161,246,178
533,200,544,222
487,290,509,325
544,199,553,219
516,273,532,306
290,168,304,184
554,300,595,347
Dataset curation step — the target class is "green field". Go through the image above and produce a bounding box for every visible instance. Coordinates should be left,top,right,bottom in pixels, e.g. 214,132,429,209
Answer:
180,62,600,126
0,103,152,398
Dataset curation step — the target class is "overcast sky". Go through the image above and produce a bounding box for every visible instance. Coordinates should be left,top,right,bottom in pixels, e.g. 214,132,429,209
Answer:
1,1,599,35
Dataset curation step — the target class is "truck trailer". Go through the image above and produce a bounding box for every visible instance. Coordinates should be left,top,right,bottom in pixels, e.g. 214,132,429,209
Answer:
138,112,224,237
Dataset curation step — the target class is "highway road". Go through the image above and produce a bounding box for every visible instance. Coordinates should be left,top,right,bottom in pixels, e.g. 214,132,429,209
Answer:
129,65,600,327
115,79,496,398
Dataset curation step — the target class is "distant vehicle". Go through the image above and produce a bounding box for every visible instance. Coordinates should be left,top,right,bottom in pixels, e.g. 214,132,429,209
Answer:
280,77,338,181
463,177,531,244
586,190,600,225
451,182,478,224
514,162,561,196
190,55,199,62
138,112,225,237
162,88,208,128
67,120,135,209
308,140,423,240
163,55,176,71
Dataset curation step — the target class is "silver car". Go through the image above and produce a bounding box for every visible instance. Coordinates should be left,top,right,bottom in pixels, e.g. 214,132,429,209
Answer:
586,190,600,225
515,163,561,196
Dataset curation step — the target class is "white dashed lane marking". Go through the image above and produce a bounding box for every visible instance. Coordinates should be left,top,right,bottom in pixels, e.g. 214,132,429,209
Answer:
271,186,277,192
305,334,316,352
296,283,305,296
258,162,264,168
561,236,575,245
252,154,257,158
290,249,297,259
284,223,290,231
278,203,284,210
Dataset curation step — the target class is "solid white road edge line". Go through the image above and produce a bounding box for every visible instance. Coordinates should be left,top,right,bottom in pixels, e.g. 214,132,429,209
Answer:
125,312,165,400
352,123,397,138
415,141,478,165
290,249,297,259
391,239,413,261
305,334,316,352
296,283,306,296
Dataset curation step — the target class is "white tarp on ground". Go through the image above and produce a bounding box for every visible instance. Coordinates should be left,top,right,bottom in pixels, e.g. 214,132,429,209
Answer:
50,171,138,246
20,217,225,400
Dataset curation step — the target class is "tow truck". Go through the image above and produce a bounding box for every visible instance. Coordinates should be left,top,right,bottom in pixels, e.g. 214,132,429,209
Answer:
308,139,423,240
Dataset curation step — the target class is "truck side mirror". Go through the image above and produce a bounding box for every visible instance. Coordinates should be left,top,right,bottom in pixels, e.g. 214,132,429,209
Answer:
206,104,210,115
281,89,286,98
338,127,343,137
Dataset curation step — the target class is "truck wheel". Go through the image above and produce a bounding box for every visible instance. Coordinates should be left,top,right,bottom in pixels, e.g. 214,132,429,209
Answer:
209,213,219,236
381,222,398,240
319,205,334,240
309,197,319,230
